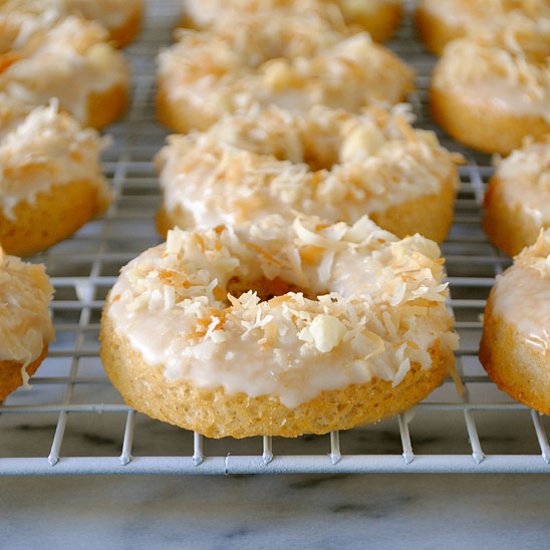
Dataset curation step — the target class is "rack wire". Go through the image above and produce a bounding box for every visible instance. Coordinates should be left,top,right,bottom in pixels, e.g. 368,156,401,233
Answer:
1,0,549,475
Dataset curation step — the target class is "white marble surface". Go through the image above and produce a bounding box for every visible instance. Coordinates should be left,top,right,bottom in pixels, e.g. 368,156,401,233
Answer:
2,473,550,549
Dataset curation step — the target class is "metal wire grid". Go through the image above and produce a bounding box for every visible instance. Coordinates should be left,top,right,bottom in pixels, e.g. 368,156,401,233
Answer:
1,0,549,475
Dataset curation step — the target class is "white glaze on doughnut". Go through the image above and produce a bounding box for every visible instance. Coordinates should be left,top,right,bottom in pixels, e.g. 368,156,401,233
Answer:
446,81,550,122
493,138,550,226
107,215,457,408
432,39,550,122
491,231,550,353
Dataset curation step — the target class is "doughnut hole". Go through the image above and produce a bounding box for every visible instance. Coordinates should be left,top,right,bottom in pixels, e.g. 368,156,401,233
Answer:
235,115,386,172
225,275,320,302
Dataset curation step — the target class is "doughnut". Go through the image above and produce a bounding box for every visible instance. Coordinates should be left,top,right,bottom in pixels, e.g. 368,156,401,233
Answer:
157,15,415,134
480,231,550,415
0,97,111,257
0,246,54,401
0,0,143,48
156,105,461,243
430,38,550,154
0,12,129,129
100,214,458,438
417,0,550,58
180,0,403,43
483,137,550,257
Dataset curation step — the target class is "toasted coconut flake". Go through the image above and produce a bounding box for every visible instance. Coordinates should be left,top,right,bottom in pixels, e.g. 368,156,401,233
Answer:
0,251,54,365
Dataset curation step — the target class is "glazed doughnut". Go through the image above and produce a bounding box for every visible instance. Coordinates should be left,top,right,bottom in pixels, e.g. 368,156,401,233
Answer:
430,38,550,154
0,246,54,401
483,137,550,257
100,214,458,438
157,15,414,133
0,97,111,256
156,105,461,243
417,0,550,58
180,0,403,43
0,0,143,48
0,12,129,129
480,231,550,415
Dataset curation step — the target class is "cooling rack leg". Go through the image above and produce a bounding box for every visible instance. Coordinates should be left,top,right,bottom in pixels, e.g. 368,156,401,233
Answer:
120,410,136,466
48,411,67,466
262,436,273,465
530,410,550,465
193,432,204,466
464,410,485,464
330,431,341,465
398,413,415,465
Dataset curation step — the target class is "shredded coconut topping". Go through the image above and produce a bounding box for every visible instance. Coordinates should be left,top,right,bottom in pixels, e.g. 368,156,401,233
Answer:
515,228,550,276
0,247,54,366
496,136,550,189
433,38,550,114
157,104,461,229
108,214,457,408
0,97,111,218
158,14,414,126
0,13,129,122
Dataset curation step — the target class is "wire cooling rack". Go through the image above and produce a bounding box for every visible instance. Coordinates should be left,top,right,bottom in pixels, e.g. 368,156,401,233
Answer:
1,0,549,476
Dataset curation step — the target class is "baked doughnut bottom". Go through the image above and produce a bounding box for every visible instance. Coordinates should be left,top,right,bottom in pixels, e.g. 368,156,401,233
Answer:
415,5,463,55
369,173,456,243
85,84,128,130
482,176,541,257
480,298,550,415
0,345,48,402
345,2,403,43
101,311,453,438
0,179,108,257
430,85,550,155
156,85,219,134
108,5,143,48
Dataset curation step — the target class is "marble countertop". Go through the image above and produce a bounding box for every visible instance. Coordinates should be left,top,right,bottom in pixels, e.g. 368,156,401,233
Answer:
2,473,549,549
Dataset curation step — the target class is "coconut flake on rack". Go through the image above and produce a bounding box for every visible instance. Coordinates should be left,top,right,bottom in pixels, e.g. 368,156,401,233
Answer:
107,214,458,408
